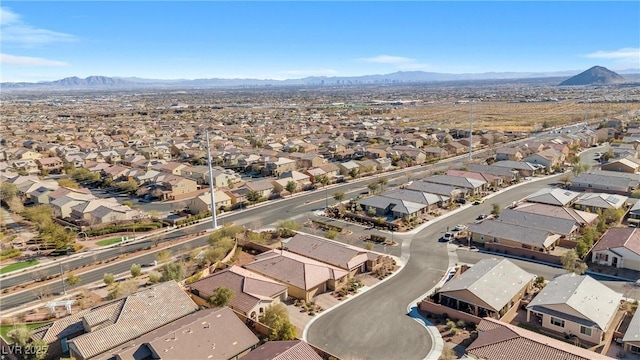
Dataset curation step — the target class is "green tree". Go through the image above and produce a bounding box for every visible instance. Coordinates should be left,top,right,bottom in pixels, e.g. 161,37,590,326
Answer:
491,203,501,217
103,273,115,286
367,207,377,216
367,182,379,194
66,272,81,289
325,229,338,240
130,263,142,277
275,219,300,238
156,250,172,263
202,247,226,266
208,286,235,307
348,167,359,179
285,180,297,195
161,262,184,282
7,324,31,346
107,279,139,300
148,271,161,284
260,304,297,341
319,175,330,187
571,162,589,176
377,177,389,191
247,190,261,203
561,249,588,275
333,192,345,201
26,339,49,360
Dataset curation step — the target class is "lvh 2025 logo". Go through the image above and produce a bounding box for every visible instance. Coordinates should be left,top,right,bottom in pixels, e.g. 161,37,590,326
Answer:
1,344,47,358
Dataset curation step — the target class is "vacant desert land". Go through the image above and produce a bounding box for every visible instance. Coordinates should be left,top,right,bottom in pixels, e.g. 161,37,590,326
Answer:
391,101,632,132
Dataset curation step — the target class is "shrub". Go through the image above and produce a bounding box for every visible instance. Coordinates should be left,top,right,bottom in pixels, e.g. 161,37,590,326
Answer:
456,320,466,328
446,320,457,330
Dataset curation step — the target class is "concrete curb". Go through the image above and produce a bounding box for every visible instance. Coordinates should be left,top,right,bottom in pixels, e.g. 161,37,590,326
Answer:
406,266,457,360
302,255,407,343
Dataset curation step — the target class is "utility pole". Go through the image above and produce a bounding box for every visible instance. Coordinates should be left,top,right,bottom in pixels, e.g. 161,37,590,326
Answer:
469,101,473,160
206,131,218,230
59,262,66,295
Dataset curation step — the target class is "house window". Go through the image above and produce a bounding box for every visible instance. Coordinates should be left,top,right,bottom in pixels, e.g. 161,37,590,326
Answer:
630,344,640,354
550,317,565,328
580,326,592,336
604,254,609,262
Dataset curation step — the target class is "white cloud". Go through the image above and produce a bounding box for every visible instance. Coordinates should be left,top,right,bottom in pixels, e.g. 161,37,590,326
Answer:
356,54,433,71
357,55,416,64
585,48,640,62
1,53,69,67
279,69,338,77
1,7,78,47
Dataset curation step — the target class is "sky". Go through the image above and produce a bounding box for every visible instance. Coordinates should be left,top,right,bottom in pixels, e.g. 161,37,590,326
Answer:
1,1,639,83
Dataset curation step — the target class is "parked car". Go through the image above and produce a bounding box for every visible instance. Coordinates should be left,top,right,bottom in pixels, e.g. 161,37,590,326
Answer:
440,232,454,242
455,198,467,204
473,199,485,205
453,224,467,231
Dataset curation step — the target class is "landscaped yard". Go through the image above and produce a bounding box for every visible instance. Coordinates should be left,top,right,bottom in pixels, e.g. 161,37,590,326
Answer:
96,237,125,246
0,259,39,275
0,322,50,342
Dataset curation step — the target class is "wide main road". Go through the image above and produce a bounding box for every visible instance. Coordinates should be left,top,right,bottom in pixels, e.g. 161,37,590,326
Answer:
305,146,604,360
0,155,470,311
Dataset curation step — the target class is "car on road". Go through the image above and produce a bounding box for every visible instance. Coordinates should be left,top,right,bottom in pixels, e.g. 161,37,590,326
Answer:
453,224,467,231
440,232,454,242
475,214,488,223
472,199,485,205
594,152,602,158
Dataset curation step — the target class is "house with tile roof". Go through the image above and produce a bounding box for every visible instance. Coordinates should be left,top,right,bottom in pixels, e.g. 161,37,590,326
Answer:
496,209,580,238
466,220,562,252
357,195,429,219
466,317,615,360
243,249,349,302
569,173,636,195
435,258,534,319
601,157,640,174
405,181,466,200
422,174,487,196
623,309,640,356
242,340,322,360
526,274,623,345
525,187,582,207
513,203,598,227
189,265,288,320
591,227,640,271
284,233,374,276
93,307,259,360
573,192,629,213
31,281,199,360
467,164,518,183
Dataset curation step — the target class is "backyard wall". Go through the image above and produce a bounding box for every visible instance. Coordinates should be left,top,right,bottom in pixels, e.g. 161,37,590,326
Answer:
419,300,482,325
484,243,562,265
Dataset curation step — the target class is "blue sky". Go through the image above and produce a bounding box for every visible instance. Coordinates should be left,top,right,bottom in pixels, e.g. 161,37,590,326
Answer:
1,1,639,82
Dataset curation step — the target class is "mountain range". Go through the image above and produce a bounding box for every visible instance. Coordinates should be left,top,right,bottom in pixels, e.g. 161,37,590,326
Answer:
2,67,638,90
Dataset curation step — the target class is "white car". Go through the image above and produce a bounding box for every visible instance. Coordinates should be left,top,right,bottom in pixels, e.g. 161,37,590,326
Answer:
453,224,467,231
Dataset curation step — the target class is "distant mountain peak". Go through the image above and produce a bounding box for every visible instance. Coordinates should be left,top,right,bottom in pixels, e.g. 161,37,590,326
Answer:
559,66,626,86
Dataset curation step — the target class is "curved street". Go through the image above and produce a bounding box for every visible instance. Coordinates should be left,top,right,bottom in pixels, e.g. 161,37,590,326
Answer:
305,172,562,360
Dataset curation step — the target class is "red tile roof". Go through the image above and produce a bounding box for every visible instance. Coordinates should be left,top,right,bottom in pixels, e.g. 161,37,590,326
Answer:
467,318,615,360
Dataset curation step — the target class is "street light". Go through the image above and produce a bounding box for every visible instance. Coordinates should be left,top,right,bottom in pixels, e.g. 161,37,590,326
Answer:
325,186,328,209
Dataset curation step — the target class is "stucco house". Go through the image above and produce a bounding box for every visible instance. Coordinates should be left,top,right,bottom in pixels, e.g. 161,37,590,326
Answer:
526,274,623,345
189,265,288,320
435,258,534,319
591,227,640,271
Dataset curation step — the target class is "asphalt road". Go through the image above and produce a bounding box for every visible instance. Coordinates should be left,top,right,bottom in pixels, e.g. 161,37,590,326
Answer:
0,157,466,311
304,145,607,360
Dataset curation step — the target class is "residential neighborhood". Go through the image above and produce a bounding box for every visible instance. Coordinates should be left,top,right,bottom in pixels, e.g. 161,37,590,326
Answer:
0,86,639,360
